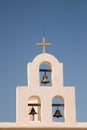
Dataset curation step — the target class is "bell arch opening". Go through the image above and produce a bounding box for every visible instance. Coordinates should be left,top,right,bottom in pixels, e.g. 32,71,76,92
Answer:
39,61,52,86
52,96,64,122
28,96,41,121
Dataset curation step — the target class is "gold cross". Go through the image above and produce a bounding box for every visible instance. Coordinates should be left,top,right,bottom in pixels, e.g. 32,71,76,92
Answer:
37,37,52,53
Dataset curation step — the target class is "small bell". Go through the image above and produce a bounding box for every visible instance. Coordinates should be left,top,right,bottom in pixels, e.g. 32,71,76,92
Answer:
29,107,37,121
53,107,63,118
29,107,37,115
41,72,50,84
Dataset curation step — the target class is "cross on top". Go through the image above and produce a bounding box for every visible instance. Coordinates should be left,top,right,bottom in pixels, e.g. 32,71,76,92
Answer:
37,37,52,53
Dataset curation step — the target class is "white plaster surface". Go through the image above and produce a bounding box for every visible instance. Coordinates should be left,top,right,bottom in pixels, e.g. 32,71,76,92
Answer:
0,52,87,129
16,53,76,124
0,122,87,129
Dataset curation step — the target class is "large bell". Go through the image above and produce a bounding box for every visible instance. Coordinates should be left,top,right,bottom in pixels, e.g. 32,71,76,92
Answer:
53,107,63,118
41,72,50,84
29,107,37,115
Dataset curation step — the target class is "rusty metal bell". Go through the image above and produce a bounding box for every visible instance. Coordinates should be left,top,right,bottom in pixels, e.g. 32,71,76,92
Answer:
53,107,63,118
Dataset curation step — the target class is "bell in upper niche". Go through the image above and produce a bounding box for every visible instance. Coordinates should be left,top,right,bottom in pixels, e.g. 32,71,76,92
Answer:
53,107,63,118
41,71,50,84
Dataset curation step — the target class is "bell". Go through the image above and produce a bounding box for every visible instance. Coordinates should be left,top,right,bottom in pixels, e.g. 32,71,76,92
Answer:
41,72,50,84
29,107,37,115
53,107,63,118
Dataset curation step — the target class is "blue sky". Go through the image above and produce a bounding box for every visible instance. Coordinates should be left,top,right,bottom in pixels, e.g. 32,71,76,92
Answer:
0,0,87,122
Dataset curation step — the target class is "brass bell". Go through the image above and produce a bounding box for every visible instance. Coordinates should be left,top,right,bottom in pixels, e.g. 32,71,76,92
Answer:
41,72,50,84
29,107,37,115
53,107,63,118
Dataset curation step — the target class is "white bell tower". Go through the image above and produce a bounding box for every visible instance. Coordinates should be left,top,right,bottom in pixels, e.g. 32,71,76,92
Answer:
16,37,76,125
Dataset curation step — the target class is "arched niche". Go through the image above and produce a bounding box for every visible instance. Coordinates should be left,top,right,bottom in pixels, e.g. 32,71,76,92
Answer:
28,96,41,121
39,61,52,86
27,53,63,88
52,96,64,122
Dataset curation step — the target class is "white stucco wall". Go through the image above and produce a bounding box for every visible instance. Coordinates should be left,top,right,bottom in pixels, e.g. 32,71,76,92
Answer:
0,52,87,129
16,53,76,125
